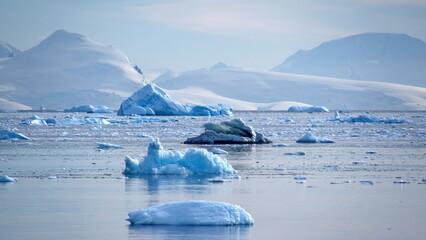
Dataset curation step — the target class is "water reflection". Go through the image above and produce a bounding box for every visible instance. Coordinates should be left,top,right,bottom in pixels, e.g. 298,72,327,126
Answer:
128,225,252,240
125,175,225,195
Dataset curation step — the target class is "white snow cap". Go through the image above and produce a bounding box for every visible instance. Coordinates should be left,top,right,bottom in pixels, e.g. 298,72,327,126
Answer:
128,200,254,225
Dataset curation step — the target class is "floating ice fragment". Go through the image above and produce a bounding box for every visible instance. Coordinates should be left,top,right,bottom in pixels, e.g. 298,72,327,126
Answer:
272,144,288,147
207,178,231,183
284,152,305,156
341,115,408,124
47,176,57,179
353,161,367,165
360,180,374,185
127,200,254,225
274,167,287,171
184,118,271,144
324,164,338,168
393,180,410,184
296,132,334,143
288,106,329,112
0,175,17,182
295,180,306,184
64,105,113,113
0,129,30,140
211,148,228,155
123,139,236,175
97,142,123,150
366,151,376,154
294,176,307,180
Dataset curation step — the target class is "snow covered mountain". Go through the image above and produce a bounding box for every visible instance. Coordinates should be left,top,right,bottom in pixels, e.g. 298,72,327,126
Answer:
0,30,144,110
272,33,426,87
155,63,426,110
0,41,21,58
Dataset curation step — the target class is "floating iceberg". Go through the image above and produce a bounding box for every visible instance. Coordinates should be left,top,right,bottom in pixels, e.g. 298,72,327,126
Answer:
118,84,233,116
184,118,271,144
211,148,228,155
0,175,17,182
288,106,329,112
0,129,30,140
341,115,408,123
64,105,113,113
123,139,236,175
97,142,123,150
296,132,334,143
127,200,254,226
21,116,110,125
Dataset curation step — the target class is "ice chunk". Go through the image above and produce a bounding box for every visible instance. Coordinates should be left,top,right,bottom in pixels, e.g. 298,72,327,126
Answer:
284,152,305,156
0,175,17,182
296,132,334,143
211,148,228,155
118,84,233,116
288,106,329,112
360,180,374,185
0,129,30,140
97,142,123,150
127,200,254,225
341,115,408,123
272,144,288,147
294,176,307,180
207,178,231,183
64,105,113,113
393,180,410,184
184,118,271,144
123,139,236,175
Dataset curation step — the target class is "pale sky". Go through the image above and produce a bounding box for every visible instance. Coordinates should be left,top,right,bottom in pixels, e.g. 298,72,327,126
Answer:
1,0,425,72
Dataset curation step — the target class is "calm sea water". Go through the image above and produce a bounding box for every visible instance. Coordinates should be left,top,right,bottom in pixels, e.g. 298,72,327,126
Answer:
1,111,425,239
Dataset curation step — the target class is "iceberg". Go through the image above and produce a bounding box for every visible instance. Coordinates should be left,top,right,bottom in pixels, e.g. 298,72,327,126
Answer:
288,106,329,112
341,115,408,123
0,175,17,182
296,132,334,143
184,118,271,144
97,142,123,150
21,116,110,125
0,129,30,140
127,200,254,226
64,105,113,113
117,84,232,116
123,139,236,175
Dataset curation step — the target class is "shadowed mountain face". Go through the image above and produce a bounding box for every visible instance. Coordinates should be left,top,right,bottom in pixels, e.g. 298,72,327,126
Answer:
0,30,144,110
272,33,426,88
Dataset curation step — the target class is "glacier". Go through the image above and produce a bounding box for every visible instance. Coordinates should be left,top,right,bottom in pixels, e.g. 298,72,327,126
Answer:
118,84,233,116
123,139,236,175
127,200,254,225
185,118,271,144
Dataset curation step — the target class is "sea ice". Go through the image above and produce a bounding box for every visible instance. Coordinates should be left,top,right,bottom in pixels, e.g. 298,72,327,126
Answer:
123,139,236,175
296,132,334,143
64,105,113,113
184,118,271,144
0,175,17,182
0,129,30,140
341,115,408,123
127,200,254,225
288,106,329,112
117,84,233,116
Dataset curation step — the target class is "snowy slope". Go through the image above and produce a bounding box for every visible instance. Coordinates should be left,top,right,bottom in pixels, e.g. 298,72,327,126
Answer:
0,30,144,110
272,33,426,87
0,41,21,58
155,63,426,110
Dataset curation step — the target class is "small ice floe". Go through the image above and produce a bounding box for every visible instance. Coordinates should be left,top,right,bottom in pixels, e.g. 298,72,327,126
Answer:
207,178,231,183
352,161,367,165
97,142,123,150
47,176,58,179
422,179,426,183
123,138,236,175
393,180,410,184
127,200,254,225
211,148,228,155
284,152,305,156
272,144,288,147
344,180,353,183
288,106,329,112
0,175,17,182
330,182,344,184
0,129,30,140
64,105,113,113
341,115,408,124
274,167,287,171
184,118,271,144
360,180,374,185
295,180,306,184
294,176,307,180
324,164,338,168
296,132,334,143
366,151,376,154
